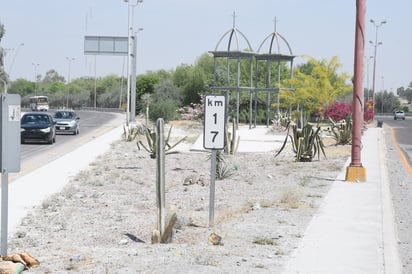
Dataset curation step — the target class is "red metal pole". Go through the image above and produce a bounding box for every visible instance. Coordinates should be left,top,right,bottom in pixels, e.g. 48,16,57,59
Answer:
346,0,366,181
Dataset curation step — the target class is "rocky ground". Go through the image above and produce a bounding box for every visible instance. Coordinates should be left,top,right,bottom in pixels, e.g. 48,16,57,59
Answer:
383,126,412,274
8,120,351,273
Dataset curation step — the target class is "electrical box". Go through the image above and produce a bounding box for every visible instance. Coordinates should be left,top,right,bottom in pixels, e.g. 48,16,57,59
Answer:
0,94,21,173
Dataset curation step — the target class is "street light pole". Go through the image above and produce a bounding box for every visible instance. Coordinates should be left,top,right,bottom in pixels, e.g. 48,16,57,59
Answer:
66,57,75,109
369,19,386,119
124,0,143,125
130,27,143,122
8,43,24,77
32,63,40,96
365,55,373,100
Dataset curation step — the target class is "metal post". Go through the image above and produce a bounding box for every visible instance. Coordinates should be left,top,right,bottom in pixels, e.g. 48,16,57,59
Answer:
277,60,281,116
156,118,165,236
1,95,8,256
369,19,386,119
209,149,217,227
346,0,366,182
32,63,39,96
1,170,8,256
66,57,75,109
130,32,137,122
126,2,132,125
266,60,271,127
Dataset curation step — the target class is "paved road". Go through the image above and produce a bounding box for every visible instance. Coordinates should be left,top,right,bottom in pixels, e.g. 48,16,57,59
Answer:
378,115,412,166
12,110,125,182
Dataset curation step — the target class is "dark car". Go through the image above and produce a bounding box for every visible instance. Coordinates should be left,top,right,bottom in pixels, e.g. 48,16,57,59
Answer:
53,110,80,135
21,112,56,144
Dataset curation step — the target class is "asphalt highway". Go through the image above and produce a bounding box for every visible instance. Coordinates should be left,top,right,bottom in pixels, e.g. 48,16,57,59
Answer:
12,110,124,182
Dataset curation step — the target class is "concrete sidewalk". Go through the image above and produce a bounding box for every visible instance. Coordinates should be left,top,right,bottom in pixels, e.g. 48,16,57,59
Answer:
283,127,402,274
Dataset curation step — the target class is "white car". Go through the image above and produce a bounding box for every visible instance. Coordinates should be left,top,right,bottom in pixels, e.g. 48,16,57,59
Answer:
394,110,405,120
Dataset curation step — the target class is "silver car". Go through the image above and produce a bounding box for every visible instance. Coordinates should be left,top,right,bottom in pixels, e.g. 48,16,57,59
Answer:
53,110,80,135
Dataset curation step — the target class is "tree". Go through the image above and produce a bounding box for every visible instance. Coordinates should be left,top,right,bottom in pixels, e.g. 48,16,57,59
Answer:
7,78,34,97
282,56,352,117
397,83,412,104
43,69,65,83
374,90,400,113
173,64,207,105
135,74,160,113
0,21,8,89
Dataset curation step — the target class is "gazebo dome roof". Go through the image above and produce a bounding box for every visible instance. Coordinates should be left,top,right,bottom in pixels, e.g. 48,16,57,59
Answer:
257,30,293,55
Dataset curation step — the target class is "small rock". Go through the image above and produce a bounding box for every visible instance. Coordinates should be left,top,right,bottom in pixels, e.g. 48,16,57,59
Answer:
208,232,222,245
119,239,128,245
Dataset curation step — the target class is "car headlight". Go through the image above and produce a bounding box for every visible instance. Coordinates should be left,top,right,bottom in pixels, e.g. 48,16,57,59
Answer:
40,127,51,133
21,128,26,132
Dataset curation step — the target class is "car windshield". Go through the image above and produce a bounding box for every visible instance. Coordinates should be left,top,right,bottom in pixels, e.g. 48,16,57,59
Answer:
22,114,50,124
55,111,74,119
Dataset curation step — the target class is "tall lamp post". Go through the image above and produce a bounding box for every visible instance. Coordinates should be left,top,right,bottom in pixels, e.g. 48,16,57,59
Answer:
369,19,386,119
130,27,144,122
365,55,373,100
32,63,40,96
66,57,75,109
8,43,24,77
124,0,143,125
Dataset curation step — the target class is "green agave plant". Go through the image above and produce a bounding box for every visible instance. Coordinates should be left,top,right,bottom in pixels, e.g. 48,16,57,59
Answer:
275,121,326,162
206,150,233,180
136,126,186,158
329,115,352,145
123,124,146,142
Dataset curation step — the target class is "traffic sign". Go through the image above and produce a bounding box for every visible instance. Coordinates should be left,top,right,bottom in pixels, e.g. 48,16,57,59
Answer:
203,95,226,149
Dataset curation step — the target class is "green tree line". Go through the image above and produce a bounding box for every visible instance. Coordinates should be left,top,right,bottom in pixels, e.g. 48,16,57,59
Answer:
1,53,408,122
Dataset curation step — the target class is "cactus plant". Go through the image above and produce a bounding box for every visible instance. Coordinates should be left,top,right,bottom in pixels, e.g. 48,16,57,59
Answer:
275,120,326,162
328,115,352,145
136,126,186,158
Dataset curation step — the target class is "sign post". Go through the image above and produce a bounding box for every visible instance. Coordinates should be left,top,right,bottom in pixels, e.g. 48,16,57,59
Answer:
203,95,226,227
1,94,21,256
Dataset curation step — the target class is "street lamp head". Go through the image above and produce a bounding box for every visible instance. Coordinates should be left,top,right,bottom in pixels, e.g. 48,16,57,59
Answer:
370,19,375,24
381,20,387,25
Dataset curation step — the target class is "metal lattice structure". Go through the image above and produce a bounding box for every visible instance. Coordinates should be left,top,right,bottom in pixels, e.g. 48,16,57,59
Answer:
209,14,295,128
255,23,295,126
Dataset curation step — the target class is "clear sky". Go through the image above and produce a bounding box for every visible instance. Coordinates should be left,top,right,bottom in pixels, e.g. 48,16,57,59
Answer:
1,0,410,92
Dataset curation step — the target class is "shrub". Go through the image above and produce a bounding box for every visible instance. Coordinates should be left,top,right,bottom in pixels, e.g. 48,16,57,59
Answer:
149,99,179,123
364,99,374,122
324,101,351,122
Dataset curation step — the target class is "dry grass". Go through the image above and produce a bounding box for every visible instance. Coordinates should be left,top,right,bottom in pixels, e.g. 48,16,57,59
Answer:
279,188,303,209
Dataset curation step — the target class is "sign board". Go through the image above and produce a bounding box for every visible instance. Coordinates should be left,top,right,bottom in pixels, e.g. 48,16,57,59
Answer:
203,95,226,149
84,36,128,56
0,94,21,172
